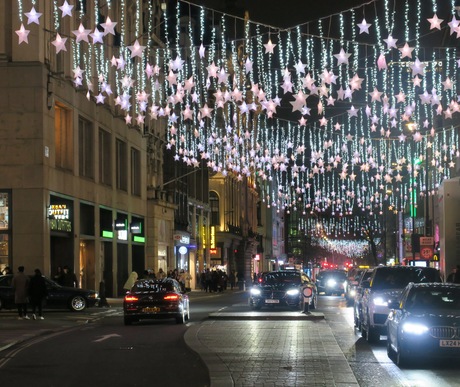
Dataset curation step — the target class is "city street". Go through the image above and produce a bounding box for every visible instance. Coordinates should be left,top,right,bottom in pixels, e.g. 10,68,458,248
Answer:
0,290,459,386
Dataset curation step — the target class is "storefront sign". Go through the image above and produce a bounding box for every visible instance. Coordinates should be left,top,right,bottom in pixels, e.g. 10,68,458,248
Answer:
178,246,188,255
130,222,142,234
174,234,190,244
210,247,221,259
210,226,215,249
48,204,69,220
114,219,127,230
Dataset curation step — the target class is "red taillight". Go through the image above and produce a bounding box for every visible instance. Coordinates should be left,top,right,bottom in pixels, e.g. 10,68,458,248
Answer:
163,294,179,301
124,295,139,302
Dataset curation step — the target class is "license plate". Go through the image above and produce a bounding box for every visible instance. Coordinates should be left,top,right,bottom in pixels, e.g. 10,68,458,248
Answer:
440,340,460,347
265,299,280,304
142,307,160,313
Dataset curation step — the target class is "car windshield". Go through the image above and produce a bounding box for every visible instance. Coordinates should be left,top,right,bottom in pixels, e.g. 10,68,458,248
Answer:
371,268,440,290
406,287,460,310
132,280,174,292
263,272,300,285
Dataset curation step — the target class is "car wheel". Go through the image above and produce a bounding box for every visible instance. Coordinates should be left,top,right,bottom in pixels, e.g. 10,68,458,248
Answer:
124,316,133,326
176,311,186,324
69,295,87,311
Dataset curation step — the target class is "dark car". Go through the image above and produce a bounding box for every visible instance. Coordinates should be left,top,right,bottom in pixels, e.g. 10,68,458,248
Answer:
353,268,374,329
0,274,99,312
360,266,442,343
123,278,190,325
316,270,347,296
387,283,460,367
248,270,317,311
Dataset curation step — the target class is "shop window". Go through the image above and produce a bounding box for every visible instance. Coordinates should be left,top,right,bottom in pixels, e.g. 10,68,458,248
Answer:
54,103,73,171
99,129,112,186
78,117,94,179
131,147,141,196
210,191,219,226
116,139,127,191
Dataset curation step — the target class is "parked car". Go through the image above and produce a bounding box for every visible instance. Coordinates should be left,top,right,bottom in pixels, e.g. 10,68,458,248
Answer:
387,283,460,367
123,278,190,325
0,274,99,312
353,268,374,330
316,270,347,296
248,270,317,311
360,266,441,343
345,268,367,305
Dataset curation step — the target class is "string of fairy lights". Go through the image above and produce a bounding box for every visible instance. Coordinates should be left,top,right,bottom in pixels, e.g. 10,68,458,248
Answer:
13,0,460,252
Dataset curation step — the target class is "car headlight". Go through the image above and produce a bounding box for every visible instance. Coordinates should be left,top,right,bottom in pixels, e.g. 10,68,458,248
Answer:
349,289,356,297
373,296,388,306
402,322,429,335
250,288,261,296
326,279,337,287
286,289,299,296
88,293,98,299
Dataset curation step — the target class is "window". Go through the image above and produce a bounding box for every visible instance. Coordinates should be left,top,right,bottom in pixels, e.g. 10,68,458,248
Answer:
131,147,141,196
209,191,219,226
116,139,127,191
78,117,94,179
99,129,112,186
54,103,73,171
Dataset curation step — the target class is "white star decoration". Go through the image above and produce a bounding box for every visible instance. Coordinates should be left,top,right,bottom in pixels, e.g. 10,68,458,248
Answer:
51,33,67,53
264,39,276,54
334,49,351,65
72,24,91,43
427,14,443,30
25,7,42,25
101,17,117,36
59,1,74,18
15,23,30,44
357,18,371,34
127,40,146,58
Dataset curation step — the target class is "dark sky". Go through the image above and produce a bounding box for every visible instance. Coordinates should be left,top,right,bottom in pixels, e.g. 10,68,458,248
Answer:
185,0,369,29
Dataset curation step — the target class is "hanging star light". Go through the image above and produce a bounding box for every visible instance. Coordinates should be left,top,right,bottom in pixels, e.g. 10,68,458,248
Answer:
24,7,42,25
357,18,372,34
399,43,415,59
264,39,276,54
51,33,67,53
427,14,444,30
127,40,146,58
72,23,91,43
334,48,351,65
15,23,30,44
90,28,104,44
101,16,117,36
59,0,74,18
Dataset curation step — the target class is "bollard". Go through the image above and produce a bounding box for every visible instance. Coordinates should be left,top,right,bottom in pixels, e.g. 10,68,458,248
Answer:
302,287,313,314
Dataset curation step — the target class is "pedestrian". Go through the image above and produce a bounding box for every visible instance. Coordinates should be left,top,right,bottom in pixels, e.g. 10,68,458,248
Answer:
157,268,166,279
61,266,78,288
123,271,138,292
98,279,110,307
29,269,48,320
229,270,236,290
447,267,457,282
11,266,30,320
179,269,192,292
53,266,63,285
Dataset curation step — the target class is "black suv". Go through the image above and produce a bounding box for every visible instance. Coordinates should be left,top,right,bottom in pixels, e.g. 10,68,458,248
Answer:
316,270,347,296
248,270,317,311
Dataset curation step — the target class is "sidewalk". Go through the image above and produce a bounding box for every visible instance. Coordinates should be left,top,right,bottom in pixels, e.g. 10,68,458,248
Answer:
0,294,359,386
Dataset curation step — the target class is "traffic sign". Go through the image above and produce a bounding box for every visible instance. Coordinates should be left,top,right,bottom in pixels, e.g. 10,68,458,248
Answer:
303,287,313,298
420,247,433,259
420,237,434,246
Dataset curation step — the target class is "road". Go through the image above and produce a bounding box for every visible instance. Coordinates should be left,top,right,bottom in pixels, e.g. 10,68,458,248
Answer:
0,291,459,386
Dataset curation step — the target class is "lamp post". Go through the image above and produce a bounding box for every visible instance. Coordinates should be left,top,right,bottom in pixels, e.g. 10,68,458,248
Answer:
407,122,417,266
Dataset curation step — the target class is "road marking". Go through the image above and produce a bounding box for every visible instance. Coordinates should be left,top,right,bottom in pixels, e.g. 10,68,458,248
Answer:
93,334,121,343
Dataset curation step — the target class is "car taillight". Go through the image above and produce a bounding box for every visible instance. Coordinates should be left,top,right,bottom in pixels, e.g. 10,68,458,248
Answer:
124,295,139,302
164,294,179,301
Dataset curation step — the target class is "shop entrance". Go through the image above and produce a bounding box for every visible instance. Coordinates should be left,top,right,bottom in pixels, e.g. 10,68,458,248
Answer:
50,235,73,278
79,240,95,290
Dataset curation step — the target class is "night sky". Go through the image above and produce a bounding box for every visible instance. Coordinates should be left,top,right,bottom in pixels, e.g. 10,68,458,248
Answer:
184,0,369,28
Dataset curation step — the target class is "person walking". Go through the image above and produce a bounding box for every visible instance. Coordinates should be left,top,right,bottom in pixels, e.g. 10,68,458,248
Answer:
29,269,48,320
157,268,166,280
12,266,30,320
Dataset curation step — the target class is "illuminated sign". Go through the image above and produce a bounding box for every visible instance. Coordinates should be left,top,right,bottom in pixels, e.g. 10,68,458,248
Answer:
178,246,188,255
117,230,128,240
174,234,190,244
130,222,142,234
210,248,217,254
210,226,215,249
202,226,206,249
49,204,70,220
114,219,127,230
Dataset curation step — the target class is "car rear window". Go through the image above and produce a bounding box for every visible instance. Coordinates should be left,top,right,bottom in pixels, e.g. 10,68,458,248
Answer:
132,281,173,292
317,271,347,281
263,272,300,285
371,267,441,290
